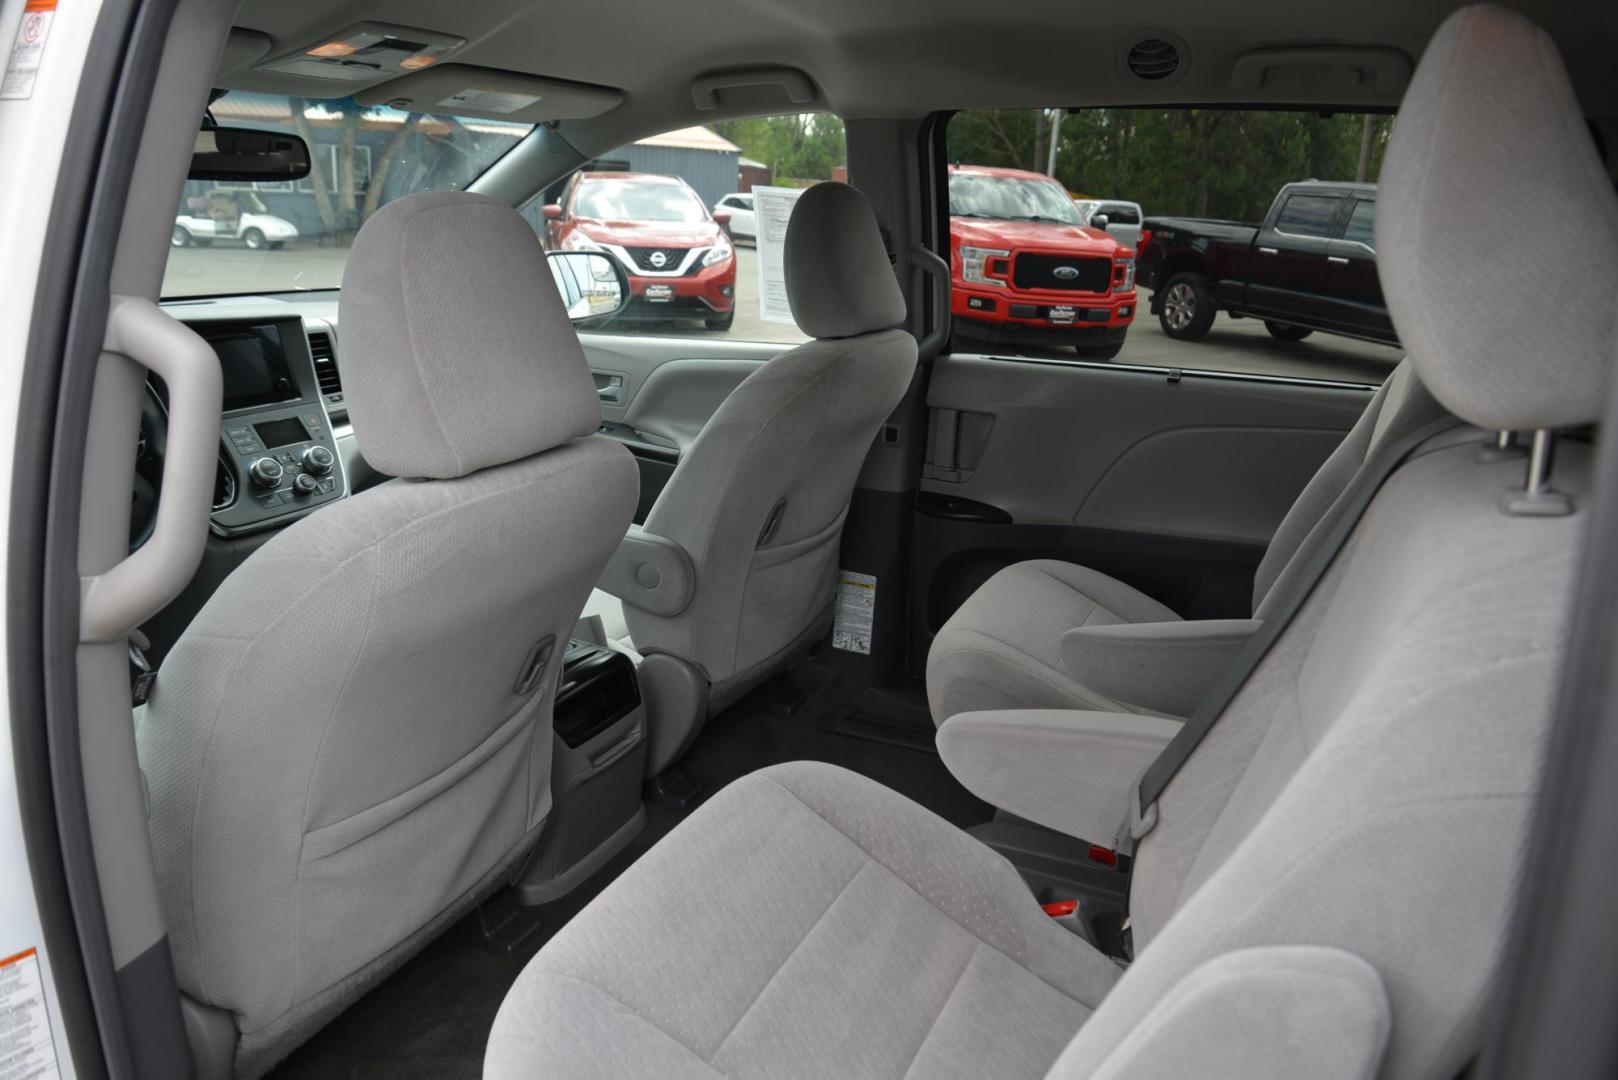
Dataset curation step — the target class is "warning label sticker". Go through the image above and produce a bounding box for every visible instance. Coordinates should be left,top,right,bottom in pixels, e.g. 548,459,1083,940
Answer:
2,0,57,102
831,571,876,654
436,88,540,115
0,948,61,1079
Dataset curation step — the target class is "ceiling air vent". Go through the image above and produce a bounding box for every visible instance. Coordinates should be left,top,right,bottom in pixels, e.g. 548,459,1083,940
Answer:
309,331,342,397
1120,32,1189,86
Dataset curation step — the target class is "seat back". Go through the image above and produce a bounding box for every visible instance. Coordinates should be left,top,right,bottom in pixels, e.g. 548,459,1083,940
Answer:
137,193,638,1075
623,183,917,701
1052,7,1618,1077
1250,357,1447,616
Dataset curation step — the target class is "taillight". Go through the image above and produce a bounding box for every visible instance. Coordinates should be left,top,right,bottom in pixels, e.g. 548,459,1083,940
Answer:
1138,228,1153,251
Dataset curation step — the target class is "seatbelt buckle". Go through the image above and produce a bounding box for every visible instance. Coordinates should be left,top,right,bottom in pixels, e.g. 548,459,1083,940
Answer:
129,632,156,707
1116,783,1158,857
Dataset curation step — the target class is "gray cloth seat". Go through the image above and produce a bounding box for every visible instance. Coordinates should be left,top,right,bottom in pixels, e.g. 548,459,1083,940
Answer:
485,8,1617,1078
584,182,918,774
137,192,638,1078
926,350,1446,726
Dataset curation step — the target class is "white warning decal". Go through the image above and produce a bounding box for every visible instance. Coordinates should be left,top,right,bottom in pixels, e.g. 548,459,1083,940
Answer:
2,0,57,102
831,570,876,654
0,948,62,1078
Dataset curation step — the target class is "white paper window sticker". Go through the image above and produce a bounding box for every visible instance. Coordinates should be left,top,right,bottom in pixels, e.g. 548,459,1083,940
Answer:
751,186,806,326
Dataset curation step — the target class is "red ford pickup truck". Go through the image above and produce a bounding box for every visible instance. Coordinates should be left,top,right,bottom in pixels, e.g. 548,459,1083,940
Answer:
948,165,1138,358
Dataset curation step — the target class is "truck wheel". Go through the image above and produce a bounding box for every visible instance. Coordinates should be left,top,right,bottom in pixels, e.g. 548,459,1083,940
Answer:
171,226,191,247
1158,273,1216,341
1074,343,1123,360
1264,320,1313,342
243,228,267,250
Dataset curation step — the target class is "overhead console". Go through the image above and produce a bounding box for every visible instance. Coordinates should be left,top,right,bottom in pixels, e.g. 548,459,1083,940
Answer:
193,318,347,536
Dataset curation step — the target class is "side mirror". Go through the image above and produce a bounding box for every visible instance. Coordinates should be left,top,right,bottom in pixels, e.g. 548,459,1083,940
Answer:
713,209,732,227
547,251,628,322
542,204,563,221
189,127,311,182
1089,213,1110,231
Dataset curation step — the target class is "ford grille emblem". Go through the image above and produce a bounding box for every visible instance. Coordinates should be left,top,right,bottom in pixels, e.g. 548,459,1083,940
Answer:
1053,265,1080,280
650,251,668,268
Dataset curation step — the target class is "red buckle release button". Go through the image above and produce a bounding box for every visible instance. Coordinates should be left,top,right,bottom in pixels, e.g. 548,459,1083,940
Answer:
1042,900,1079,918
1088,845,1119,867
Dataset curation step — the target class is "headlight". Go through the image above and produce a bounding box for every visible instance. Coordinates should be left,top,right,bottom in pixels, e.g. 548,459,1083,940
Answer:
702,235,733,268
1114,258,1136,292
960,246,1010,286
562,232,606,254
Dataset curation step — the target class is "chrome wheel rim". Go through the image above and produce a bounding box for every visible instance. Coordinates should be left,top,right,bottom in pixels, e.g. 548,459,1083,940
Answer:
1163,283,1196,331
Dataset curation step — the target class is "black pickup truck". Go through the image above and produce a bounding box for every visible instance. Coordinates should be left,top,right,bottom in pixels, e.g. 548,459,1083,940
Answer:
1137,181,1398,347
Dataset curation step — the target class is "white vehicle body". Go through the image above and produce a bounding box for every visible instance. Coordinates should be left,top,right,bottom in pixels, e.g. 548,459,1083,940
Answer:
714,192,756,241
1074,197,1144,251
173,200,298,249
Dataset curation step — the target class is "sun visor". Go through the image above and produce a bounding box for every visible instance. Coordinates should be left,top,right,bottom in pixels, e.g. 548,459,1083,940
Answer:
355,66,622,123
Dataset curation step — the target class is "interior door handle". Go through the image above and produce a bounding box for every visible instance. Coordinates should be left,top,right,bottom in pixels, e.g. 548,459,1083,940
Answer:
1258,246,1279,255
1326,255,1351,265
82,297,222,642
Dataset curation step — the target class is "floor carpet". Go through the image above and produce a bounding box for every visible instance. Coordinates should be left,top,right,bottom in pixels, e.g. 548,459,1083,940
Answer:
267,661,987,1079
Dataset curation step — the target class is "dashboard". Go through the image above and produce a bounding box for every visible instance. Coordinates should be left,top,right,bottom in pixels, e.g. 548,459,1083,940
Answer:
155,294,374,538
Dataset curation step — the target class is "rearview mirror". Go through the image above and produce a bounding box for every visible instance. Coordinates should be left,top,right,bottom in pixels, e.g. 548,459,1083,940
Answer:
547,251,628,322
1089,213,1110,231
189,127,311,183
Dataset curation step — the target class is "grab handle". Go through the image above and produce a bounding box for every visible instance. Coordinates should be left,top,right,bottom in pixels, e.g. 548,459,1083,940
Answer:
80,297,221,642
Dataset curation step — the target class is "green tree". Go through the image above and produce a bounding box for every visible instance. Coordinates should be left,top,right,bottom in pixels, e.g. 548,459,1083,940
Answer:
714,114,847,181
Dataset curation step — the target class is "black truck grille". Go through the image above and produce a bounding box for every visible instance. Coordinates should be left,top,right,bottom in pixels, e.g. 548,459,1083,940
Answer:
1012,254,1112,292
623,246,689,272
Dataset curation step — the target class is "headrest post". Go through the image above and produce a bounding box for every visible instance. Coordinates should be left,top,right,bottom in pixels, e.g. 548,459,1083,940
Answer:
1500,429,1573,517
1477,429,1525,464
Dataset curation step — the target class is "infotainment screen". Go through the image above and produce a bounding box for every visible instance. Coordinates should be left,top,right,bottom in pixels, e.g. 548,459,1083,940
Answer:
253,417,309,449
210,324,298,410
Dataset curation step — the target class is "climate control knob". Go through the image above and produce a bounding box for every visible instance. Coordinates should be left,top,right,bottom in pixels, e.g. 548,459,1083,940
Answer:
301,445,335,476
293,472,321,497
248,457,283,489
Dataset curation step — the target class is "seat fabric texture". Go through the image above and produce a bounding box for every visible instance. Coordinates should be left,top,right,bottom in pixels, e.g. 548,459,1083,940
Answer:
926,356,1446,726
138,192,638,1078
486,761,1123,1079
486,7,1617,1078
586,182,917,713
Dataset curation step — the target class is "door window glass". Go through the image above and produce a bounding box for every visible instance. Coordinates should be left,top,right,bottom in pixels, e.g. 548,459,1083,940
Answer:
522,114,845,344
1342,199,1377,248
1274,194,1342,237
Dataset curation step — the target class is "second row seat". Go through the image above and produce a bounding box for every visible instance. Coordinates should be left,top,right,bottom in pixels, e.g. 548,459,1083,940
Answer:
926,355,1446,724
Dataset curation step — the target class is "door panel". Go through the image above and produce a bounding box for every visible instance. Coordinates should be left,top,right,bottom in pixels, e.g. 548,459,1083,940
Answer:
912,353,1373,669
578,334,780,515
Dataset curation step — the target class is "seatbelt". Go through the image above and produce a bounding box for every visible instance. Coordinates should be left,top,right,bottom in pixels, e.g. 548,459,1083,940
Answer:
1121,414,1468,852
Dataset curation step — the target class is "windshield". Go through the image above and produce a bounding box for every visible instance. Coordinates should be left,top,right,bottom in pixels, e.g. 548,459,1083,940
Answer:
573,177,709,223
949,172,1084,225
162,92,532,299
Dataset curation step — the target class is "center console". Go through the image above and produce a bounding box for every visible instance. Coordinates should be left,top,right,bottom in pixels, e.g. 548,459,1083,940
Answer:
515,639,649,904
199,319,347,536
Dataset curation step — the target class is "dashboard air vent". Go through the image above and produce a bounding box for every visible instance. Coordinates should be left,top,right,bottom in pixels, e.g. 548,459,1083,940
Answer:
213,454,237,512
309,331,342,396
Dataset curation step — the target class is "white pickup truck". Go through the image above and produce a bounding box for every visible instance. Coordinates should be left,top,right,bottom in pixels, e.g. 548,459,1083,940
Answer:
173,189,299,250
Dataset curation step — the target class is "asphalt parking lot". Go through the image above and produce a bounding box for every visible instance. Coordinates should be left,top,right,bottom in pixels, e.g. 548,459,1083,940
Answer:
165,243,1402,384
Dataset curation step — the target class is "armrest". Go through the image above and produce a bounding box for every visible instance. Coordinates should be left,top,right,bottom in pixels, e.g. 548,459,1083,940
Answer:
937,709,1182,846
1060,619,1261,717
596,524,696,617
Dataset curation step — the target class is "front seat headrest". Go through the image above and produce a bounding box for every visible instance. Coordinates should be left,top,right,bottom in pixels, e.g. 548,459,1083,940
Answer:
339,191,601,479
785,182,908,339
1378,3,1618,432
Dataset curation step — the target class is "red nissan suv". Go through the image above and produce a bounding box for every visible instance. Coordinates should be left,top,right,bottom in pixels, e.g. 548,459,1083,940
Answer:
949,165,1137,358
544,172,737,330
